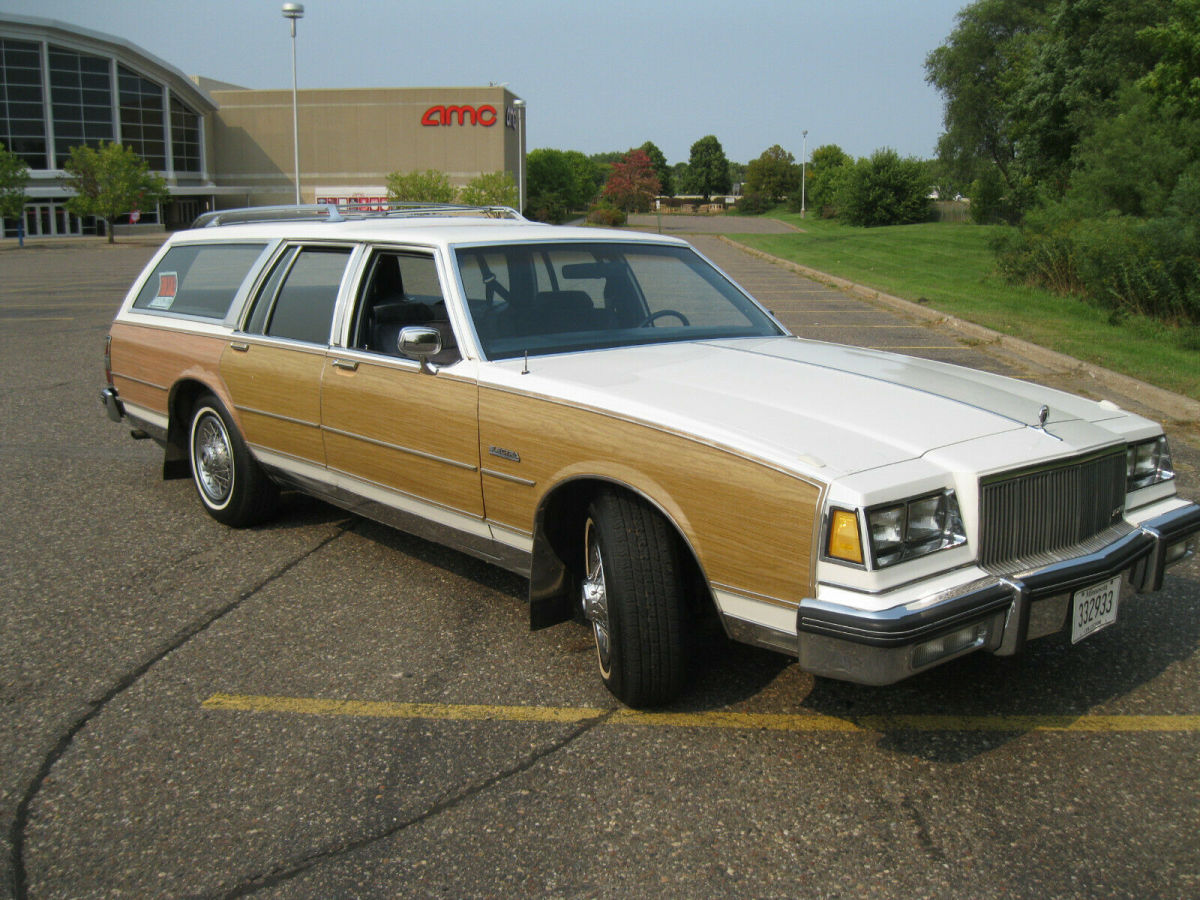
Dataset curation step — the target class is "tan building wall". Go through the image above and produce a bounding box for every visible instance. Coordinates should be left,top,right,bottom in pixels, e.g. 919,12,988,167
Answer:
207,85,522,208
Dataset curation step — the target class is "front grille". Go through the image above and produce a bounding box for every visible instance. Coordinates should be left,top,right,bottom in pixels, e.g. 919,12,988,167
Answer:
979,450,1127,573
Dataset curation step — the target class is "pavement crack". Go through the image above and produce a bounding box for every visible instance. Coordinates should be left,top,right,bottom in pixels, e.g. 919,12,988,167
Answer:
217,708,618,898
901,795,946,864
7,524,352,900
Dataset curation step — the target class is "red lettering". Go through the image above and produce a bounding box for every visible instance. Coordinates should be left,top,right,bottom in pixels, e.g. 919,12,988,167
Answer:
421,104,499,127
443,105,475,126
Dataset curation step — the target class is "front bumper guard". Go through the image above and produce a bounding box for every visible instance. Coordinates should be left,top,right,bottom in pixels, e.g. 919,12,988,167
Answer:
797,502,1200,685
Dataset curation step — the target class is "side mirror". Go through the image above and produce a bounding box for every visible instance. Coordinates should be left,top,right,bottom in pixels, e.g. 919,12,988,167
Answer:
398,326,442,374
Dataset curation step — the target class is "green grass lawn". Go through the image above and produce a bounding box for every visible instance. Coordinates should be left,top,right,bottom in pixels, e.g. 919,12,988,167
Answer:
731,214,1200,403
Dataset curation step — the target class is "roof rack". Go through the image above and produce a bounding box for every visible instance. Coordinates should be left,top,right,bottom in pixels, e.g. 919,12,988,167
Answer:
191,201,525,229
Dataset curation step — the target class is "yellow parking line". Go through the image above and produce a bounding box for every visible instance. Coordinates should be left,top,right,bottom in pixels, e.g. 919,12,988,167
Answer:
202,693,1200,733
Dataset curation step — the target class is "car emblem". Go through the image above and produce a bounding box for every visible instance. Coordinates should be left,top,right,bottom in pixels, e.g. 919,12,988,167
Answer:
1037,405,1050,428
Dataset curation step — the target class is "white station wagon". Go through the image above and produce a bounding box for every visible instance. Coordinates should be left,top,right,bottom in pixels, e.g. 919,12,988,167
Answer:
102,203,1200,706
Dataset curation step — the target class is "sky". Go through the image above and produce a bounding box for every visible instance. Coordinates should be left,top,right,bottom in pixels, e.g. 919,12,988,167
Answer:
1,0,967,166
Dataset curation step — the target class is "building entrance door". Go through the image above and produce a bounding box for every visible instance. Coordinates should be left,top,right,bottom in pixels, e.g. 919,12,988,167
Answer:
22,204,84,237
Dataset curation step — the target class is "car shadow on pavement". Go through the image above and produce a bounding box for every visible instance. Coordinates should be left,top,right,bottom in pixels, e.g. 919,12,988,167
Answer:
795,584,1200,762
260,493,1198,765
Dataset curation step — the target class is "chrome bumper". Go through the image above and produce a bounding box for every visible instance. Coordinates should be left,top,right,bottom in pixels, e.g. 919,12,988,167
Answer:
101,386,124,423
796,503,1200,685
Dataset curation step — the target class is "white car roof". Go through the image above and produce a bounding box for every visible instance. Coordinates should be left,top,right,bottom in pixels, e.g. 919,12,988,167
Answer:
168,209,691,251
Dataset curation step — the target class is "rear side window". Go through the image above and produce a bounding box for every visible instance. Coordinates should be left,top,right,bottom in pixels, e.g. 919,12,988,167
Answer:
132,243,268,319
244,246,353,345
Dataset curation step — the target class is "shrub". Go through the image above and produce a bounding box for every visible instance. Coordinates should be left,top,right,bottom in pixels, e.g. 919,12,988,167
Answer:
996,207,1200,325
735,192,773,215
459,171,518,208
385,169,456,203
838,149,931,227
587,205,626,227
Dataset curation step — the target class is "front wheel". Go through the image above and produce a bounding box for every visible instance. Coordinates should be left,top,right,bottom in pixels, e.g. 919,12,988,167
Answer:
581,490,688,707
188,395,278,527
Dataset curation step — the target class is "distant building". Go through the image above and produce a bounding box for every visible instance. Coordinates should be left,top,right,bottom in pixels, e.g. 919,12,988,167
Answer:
0,15,524,238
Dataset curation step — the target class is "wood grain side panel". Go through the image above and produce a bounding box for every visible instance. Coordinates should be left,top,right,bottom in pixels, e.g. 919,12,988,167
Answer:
108,322,227,414
219,342,326,463
322,360,484,516
480,389,824,604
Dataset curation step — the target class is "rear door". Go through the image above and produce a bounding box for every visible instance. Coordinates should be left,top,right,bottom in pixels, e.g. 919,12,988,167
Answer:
220,243,356,479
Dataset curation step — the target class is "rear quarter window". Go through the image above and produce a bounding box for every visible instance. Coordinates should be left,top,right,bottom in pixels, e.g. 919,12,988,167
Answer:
132,243,269,320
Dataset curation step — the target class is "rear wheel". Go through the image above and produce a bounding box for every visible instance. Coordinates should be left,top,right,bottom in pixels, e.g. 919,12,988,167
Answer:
188,395,278,527
581,490,688,707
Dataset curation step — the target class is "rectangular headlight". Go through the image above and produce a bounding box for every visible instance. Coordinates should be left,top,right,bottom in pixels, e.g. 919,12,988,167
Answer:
1127,436,1174,492
867,490,967,568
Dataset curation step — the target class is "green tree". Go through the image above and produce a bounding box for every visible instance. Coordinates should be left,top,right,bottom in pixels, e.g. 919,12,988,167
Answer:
61,141,168,244
639,141,673,196
0,141,30,246
683,135,731,199
1138,0,1200,116
925,0,1046,194
523,149,602,221
526,148,577,222
385,169,457,203
743,144,800,203
563,150,604,208
1012,0,1170,192
601,149,661,212
838,148,932,227
802,143,853,216
458,171,518,208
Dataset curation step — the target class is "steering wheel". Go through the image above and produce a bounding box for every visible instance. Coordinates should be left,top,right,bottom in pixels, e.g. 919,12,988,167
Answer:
638,309,690,328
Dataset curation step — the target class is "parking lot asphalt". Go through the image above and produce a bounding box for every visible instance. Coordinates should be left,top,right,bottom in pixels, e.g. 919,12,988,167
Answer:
1,230,1198,899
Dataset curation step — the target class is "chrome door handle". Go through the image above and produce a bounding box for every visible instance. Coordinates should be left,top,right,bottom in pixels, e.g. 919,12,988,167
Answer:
229,341,249,352
331,359,359,371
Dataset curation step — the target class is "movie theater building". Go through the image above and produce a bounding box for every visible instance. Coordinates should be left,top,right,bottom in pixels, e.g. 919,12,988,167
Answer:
1,14,525,238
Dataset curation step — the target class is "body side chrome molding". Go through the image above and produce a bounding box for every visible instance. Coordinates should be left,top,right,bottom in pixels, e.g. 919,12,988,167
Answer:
235,405,322,430
323,425,478,472
482,467,536,487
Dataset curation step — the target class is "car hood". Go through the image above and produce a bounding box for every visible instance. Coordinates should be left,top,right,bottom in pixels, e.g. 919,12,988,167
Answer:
485,337,1134,478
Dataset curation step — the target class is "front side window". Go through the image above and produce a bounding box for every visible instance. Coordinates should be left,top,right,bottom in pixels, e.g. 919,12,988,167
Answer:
244,246,352,345
132,243,268,319
350,250,460,363
455,242,782,360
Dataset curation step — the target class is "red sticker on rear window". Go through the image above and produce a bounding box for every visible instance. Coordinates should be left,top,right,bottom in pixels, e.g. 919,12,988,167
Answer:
148,272,179,310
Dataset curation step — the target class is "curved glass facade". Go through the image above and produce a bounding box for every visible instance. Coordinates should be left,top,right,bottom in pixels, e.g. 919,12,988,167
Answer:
0,37,46,167
0,19,212,237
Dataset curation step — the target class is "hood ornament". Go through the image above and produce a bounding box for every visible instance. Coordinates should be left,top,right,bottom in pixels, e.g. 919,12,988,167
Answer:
1032,404,1061,440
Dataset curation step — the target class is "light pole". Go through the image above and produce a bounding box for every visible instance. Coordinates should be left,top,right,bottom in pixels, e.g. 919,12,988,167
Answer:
801,129,808,219
282,3,304,205
513,98,526,213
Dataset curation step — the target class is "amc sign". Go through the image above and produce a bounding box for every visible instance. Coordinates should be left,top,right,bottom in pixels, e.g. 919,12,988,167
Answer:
421,104,498,127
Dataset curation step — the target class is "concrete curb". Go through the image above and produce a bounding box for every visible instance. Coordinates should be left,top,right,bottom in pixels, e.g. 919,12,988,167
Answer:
721,235,1200,426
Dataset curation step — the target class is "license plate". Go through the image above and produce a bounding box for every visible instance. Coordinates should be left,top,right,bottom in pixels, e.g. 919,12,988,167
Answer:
1071,575,1121,644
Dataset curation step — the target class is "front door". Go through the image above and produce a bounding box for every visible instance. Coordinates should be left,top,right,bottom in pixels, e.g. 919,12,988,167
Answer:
320,249,485,529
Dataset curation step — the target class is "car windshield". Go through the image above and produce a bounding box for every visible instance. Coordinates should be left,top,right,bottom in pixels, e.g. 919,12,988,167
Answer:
455,241,784,359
